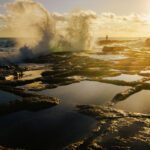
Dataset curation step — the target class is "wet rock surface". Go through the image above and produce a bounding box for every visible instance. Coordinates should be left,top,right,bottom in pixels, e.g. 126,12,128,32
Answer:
0,46,150,149
0,88,60,116
97,40,132,45
145,38,150,47
102,46,126,53
65,105,150,150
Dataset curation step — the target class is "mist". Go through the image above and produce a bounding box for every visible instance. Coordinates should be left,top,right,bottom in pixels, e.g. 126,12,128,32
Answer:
0,0,97,63
64,10,96,51
5,0,56,55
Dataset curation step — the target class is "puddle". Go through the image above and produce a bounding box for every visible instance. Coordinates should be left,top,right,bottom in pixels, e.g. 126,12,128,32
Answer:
19,70,44,80
104,74,143,82
0,81,129,149
115,90,150,114
39,81,129,106
67,75,86,80
0,90,21,104
140,70,150,74
19,81,47,91
78,53,127,61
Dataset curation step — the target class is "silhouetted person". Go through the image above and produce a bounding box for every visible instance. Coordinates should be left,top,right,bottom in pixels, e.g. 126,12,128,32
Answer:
19,69,24,78
13,70,18,80
106,35,109,41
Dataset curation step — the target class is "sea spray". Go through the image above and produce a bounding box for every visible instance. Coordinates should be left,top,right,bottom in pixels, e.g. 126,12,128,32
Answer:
5,0,56,55
53,10,97,51
0,0,97,63
65,10,96,51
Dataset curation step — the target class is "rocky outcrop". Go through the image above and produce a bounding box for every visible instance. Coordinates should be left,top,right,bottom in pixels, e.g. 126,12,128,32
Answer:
0,87,60,116
98,40,131,45
65,105,150,150
0,94,60,115
0,96,60,116
102,46,126,53
145,38,150,47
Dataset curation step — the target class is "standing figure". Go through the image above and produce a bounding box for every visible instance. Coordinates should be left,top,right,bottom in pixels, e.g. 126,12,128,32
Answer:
13,70,18,80
106,35,109,41
19,69,24,78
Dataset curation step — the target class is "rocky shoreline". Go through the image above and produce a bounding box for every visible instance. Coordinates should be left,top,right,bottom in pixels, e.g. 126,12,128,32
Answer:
65,105,150,150
0,48,150,149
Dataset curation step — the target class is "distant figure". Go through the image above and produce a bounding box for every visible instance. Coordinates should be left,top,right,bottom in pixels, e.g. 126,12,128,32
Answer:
106,35,109,41
13,70,18,80
19,69,24,79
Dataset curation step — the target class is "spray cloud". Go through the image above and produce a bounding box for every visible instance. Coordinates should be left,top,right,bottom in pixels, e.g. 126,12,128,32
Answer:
5,0,56,55
0,0,97,62
66,10,96,51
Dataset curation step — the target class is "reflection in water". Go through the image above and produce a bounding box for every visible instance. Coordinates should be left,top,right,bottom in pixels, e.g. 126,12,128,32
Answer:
115,90,150,114
0,109,96,150
140,70,150,74
0,90,21,104
39,81,129,106
104,74,143,82
19,70,44,80
77,53,127,61
0,81,129,149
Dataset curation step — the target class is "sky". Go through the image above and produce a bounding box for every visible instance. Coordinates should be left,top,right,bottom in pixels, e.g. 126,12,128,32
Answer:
1,0,150,37
0,0,150,15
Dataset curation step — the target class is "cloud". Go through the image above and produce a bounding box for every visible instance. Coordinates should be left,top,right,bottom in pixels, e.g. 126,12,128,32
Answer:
95,12,150,37
68,10,97,21
0,0,150,38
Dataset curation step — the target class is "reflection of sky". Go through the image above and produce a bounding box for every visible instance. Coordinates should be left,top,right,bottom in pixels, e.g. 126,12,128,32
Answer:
115,90,150,114
0,0,150,15
39,81,129,106
0,90,21,104
104,74,143,82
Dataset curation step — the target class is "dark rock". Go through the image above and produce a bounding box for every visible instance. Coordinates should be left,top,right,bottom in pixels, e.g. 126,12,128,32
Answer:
102,46,126,53
66,105,150,150
145,38,150,47
0,95,60,116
